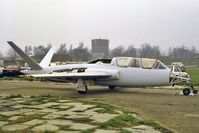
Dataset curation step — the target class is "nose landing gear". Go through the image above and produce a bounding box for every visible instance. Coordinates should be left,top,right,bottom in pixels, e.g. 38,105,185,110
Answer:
182,88,191,96
182,87,198,96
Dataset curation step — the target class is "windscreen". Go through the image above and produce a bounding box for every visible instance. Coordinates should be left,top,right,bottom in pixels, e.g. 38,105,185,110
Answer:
116,57,133,67
140,58,157,69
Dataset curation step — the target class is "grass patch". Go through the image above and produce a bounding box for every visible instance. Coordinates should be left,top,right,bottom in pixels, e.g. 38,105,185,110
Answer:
0,77,14,80
0,129,32,133
43,131,56,133
21,98,50,105
119,129,132,133
99,114,140,129
139,121,173,133
69,117,93,123
95,108,116,114
29,95,58,104
9,113,46,124
73,110,86,113
0,115,9,121
79,100,121,114
0,76,40,81
187,67,199,86
99,114,172,133
0,106,15,112
21,101,35,105
3,94,23,100
80,128,96,133
60,125,80,131
51,106,69,111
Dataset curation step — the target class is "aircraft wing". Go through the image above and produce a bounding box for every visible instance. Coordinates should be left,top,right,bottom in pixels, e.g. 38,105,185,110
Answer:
31,71,112,79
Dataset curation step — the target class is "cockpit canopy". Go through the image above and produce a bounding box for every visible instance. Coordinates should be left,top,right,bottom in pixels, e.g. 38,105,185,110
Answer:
110,57,167,69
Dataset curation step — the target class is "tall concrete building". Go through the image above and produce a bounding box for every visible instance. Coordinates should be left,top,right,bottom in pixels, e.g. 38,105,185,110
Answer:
91,39,109,58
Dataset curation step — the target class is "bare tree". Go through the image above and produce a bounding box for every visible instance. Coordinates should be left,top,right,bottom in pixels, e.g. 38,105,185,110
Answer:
71,42,91,61
53,43,69,62
169,45,193,59
33,44,52,56
33,44,52,61
0,50,3,58
139,43,160,58
110,46,125,57
33,45,46,56
6,48,17,62
123,45,137,57
24,45,33,56
56,43,67,54
191,46,197,54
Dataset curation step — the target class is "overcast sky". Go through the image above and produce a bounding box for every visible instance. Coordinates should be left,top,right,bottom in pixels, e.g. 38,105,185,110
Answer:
0,0,199,54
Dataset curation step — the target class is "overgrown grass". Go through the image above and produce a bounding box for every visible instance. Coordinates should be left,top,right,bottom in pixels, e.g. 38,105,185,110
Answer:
99,114,140,129
187,67,199,86
0,115,9,121
3,94,23,100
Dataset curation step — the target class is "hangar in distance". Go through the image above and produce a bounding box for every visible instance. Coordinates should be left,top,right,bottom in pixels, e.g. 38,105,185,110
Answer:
7,41,197,95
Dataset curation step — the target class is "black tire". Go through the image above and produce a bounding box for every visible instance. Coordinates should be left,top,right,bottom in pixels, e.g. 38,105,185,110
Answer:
183,88,191,96
78,85,88,94
78,91,87,94
193,89,198,94
109,86,115,90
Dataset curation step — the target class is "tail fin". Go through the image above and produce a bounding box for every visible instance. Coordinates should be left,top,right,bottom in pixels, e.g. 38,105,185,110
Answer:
7,41,43,70
39,47,54,68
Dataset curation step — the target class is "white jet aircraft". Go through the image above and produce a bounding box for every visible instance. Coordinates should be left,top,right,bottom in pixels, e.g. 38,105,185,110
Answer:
7,41,197,95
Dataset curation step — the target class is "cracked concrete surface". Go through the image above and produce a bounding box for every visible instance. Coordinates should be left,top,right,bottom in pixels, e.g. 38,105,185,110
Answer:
0,94,163,133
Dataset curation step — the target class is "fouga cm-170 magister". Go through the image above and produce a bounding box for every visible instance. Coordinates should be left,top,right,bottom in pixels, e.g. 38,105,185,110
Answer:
7,41,197,95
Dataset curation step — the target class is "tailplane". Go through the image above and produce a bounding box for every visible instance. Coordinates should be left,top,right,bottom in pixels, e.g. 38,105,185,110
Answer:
7,41,54,70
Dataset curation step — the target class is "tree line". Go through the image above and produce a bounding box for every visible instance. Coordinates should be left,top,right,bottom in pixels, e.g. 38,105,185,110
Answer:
0,42,198,65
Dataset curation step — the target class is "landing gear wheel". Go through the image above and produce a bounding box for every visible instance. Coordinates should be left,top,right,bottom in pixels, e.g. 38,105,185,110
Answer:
78,91,87,94
109,86,115,90
183,88,191,96
193,89,198,94
78,85,88,94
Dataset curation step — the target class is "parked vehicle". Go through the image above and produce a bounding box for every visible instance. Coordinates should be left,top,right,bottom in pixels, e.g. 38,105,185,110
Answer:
3,65,22,77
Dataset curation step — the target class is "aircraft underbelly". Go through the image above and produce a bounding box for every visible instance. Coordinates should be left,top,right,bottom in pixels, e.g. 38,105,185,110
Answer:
96,68,170,87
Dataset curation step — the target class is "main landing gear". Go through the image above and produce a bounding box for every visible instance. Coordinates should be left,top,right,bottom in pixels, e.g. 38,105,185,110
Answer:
77,78,88,94
78,86,88,94
109,86,115,90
